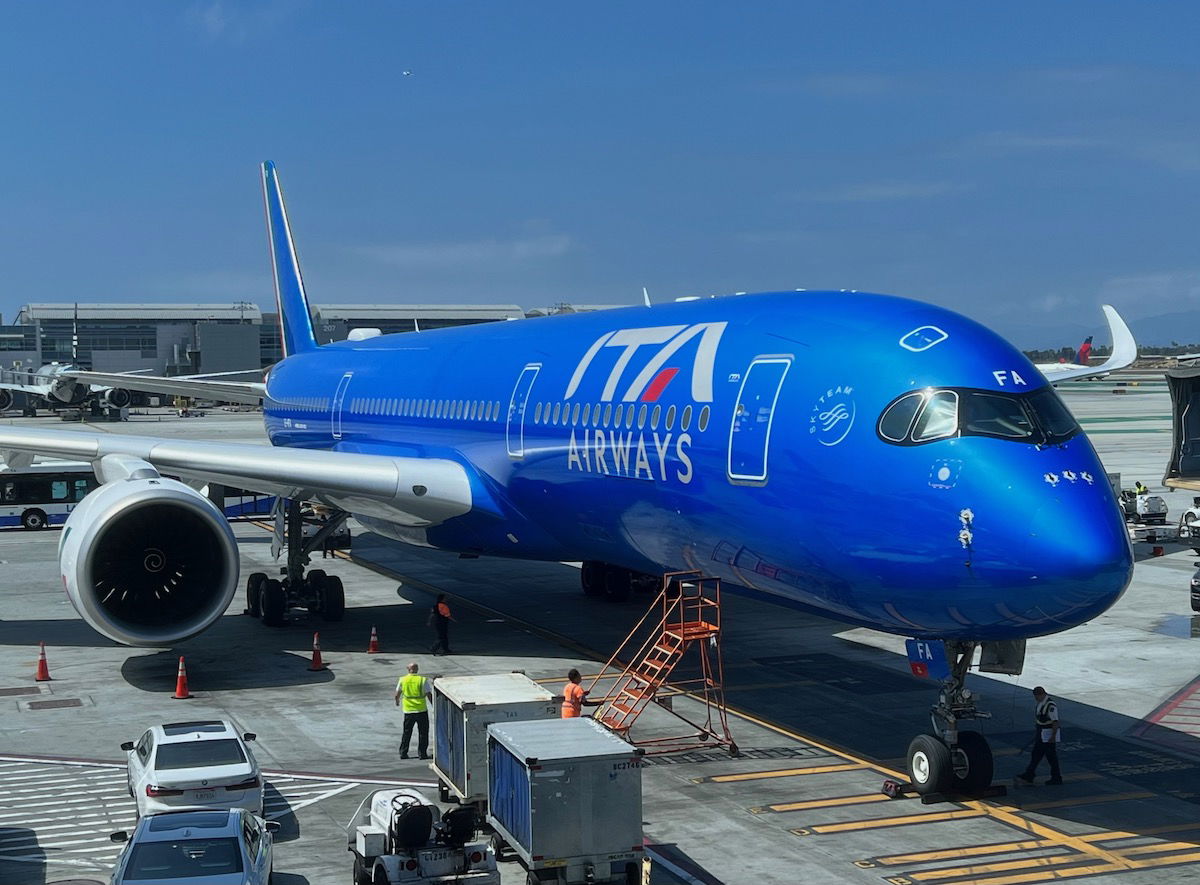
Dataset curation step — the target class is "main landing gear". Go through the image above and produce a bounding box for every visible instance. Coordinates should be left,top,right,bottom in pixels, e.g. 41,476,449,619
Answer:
904,640,998,797
580,561,660,602
244,499,349,627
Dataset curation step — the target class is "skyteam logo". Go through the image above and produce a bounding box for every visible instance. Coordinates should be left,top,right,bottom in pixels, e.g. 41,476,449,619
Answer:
565,322,727,402
810,386,856,446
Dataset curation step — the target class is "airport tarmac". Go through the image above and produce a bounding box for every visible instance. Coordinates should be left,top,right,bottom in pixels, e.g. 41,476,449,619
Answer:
2,382,1200,885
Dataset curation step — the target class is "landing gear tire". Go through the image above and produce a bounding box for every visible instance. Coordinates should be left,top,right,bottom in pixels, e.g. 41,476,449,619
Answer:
319,575,345,621
21,509,47,530
950,731,994,793
246,572,267,617
604,567,632,602
580,561,606,597
907,733,951,796
261,579,287,627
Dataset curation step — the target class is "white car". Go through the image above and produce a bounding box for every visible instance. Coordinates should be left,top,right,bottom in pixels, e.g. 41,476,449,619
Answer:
122,720,264,817
110,808,276,885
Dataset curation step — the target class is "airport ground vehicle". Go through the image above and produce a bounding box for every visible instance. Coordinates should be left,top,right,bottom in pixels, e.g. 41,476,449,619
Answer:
0,462,96,529
346,788,499,885
1190,569,1200,613
109,809,276,885
122,720,263,817
1120,489,1168,525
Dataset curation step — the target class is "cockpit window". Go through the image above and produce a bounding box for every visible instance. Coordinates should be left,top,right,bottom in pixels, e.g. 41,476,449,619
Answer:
912,391,959,442
879,392,924,442
962,392,1035,440
877,386,1080,446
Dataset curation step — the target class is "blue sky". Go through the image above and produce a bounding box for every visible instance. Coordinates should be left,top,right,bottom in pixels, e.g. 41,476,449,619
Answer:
2,2,1199,346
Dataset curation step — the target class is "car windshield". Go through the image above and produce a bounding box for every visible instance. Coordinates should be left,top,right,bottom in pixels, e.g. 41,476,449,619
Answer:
124,838,242,880
155,739,246,770
877,386,1080,446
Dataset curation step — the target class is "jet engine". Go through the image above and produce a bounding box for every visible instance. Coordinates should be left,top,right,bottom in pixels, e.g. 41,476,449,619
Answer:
102,387,132,409
0,389,12,411
60,468,239,646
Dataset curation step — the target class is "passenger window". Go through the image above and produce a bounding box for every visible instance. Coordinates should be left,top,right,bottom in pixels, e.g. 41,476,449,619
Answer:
614,404,624,427
698,406,710,432
625,406,635,429
680,405,692,432
73,479,90,502
582,403,591,425
593,404,602,427
650,405,660,430
603,404,612,426
637,405,647,429
571,403,580,425
51,481,69,502
912,391,959,441
878,392,925,442
665,405,676,431
552,403,562,424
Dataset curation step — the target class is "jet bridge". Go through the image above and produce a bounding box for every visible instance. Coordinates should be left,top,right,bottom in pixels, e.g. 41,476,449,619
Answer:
1163,368,1200,490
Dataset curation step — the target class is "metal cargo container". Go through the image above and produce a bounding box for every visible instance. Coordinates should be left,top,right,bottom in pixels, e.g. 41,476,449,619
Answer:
486,718,644,885
433,672,559,804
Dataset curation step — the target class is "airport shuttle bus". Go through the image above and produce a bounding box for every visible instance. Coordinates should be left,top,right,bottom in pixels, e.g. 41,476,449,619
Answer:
0,463,97,529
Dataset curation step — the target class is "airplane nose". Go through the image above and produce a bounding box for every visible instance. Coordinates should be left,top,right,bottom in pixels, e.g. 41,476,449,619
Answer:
985,461,1133,633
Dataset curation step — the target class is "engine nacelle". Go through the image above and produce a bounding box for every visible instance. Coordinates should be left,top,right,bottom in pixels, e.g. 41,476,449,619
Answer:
102,387,132,409
60,474,239,646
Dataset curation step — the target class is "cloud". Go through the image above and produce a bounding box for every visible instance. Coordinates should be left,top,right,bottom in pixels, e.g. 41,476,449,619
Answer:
354,234,574,268
1098,269,1200,310
755,73,897,97
954,130,1200,174
801,180,970,203
186,1,301,43
144,269,270,300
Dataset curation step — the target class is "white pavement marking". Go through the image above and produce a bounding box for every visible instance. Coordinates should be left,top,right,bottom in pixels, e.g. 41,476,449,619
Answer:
266,781,358,820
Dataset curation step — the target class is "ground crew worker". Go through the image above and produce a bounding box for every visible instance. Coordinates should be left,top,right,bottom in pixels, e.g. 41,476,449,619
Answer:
1017,686,1062,785
562,668,601,718
430,593,454,655
394,662,432,760
1135,480,1149,495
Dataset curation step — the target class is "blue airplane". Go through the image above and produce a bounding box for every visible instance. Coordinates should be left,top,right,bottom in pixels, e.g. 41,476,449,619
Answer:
0,162,1133,796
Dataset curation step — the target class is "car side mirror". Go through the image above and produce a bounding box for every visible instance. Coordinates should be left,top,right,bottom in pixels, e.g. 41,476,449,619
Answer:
265,821,281,834
120,741,135,752
242,732,256,742
110,831,129,843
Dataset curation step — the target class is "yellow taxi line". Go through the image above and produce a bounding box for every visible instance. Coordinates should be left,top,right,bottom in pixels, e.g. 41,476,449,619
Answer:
864,838,1051,866
796,808,988,835
701,762,867,783
753,792,893,813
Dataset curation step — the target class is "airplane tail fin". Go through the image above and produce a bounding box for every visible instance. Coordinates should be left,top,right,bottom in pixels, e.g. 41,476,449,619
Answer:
1075,335,1094,365
261,161,319,357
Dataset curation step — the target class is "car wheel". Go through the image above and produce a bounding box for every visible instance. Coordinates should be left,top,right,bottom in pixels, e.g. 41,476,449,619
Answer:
21,509,47,530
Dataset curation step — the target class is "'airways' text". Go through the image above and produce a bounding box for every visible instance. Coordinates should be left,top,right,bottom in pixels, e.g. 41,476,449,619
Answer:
567,430,693,484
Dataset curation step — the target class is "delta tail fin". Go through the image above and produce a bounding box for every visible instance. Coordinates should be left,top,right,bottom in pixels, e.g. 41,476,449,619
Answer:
261,161,319,357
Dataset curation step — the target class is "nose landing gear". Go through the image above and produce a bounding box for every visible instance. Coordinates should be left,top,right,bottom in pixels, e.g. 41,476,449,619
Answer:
903,640,999,799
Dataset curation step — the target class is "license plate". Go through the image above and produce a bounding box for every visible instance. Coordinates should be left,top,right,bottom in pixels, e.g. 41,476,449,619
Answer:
192,790,216,801
421,849,450,862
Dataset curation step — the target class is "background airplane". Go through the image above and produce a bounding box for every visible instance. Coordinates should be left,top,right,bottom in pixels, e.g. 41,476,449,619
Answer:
1032,304,1137,383
0,162,1133,798
0,361,137,412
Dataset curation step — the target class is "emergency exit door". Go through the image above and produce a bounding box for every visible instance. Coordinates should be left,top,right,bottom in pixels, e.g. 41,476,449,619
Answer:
506,363,541,458
727,357,791,483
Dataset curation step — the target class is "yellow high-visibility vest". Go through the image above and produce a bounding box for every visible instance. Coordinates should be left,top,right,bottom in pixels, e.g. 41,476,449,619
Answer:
398,674,427,713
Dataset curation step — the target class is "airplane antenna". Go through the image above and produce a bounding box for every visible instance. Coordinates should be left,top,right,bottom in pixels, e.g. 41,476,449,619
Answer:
642,287,652,307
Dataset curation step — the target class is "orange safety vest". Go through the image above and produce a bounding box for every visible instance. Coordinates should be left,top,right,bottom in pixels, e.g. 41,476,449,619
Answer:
436,602,451,620
562,682,585,718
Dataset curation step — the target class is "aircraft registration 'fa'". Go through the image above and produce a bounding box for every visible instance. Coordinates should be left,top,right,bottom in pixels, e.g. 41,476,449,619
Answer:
0,163,1133,798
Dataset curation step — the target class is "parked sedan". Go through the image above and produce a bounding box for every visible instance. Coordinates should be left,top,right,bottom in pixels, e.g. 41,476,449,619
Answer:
123,720,264,817
110,809,277,885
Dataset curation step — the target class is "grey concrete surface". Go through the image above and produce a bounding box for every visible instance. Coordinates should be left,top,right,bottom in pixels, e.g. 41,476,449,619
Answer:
0,385,1199,885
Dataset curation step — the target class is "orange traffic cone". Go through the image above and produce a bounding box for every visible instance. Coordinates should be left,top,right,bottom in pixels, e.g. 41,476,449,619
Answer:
1153,545,1165,557
309,632,326,671
34,641,51,682
367,626,380,654
172,656,192,699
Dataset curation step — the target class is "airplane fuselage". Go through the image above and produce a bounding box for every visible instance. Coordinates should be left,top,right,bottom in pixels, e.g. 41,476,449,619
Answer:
260,291,1133,641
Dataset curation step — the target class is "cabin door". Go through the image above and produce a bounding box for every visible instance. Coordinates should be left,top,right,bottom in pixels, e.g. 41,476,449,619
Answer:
506,363,541,458
727,357,791,483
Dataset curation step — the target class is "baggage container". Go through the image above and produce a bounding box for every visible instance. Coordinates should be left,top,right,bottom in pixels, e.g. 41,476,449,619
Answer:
486,718,644,885
432,672,558,804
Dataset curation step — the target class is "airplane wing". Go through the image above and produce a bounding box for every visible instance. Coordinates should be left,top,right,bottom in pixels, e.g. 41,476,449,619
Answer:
61,370,266,404
1034,305,1137,383
0,426,471,527
0,369,50,395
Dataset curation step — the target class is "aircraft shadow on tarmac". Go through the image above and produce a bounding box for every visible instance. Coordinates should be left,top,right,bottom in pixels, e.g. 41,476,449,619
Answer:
0,828,45,885
263,782,301,845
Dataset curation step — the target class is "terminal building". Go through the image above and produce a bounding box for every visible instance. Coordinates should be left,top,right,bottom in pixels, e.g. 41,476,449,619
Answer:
0,302,586,376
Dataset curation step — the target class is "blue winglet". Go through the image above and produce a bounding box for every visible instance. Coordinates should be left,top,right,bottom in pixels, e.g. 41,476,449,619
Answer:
261,161,319,357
